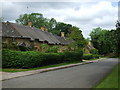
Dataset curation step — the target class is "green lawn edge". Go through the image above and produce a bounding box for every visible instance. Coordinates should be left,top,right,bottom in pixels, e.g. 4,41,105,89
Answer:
92,63,119,89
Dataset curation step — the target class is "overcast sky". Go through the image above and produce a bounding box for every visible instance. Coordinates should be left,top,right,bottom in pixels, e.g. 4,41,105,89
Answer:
1,0,118,38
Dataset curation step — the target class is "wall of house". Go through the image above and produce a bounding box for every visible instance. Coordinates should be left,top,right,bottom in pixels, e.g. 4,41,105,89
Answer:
15,38,31,46
33,40,43,51
2,37,69,52
2,37,41,51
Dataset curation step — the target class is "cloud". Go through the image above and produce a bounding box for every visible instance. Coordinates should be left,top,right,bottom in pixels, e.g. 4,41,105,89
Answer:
1,1,118,38
63,1,118,37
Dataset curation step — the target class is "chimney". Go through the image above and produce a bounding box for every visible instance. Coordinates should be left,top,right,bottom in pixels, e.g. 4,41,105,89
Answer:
88,41,91,45
45,28,48,32
28,21,32,27
61,32,65,37
40,26,44,31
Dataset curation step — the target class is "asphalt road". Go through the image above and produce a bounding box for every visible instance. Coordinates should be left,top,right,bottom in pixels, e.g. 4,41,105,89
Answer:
2,58,118,88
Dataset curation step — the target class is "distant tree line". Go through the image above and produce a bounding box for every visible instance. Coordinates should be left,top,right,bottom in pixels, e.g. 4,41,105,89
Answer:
90,21,120,56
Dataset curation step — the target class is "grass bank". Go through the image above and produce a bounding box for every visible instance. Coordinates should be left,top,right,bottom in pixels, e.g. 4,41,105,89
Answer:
93,64,119,88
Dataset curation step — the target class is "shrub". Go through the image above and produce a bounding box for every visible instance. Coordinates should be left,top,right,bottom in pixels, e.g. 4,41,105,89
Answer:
40,44,50,52
64,49,83,62
83,54,93,60
83,54,100,60
90,49,98,54
2,49,83,68
2,42,20,50
47,46,59,53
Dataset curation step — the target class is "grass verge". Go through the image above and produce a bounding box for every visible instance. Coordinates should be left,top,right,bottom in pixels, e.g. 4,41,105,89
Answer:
93,64,119,89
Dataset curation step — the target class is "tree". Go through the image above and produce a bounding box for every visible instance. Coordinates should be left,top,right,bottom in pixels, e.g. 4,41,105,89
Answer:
90,27,112,55
115,20,120,56
90,27,102,50
48,18,57,31
90,26,119,55
53,22,72,36
16,13,49,29
67,26,86,49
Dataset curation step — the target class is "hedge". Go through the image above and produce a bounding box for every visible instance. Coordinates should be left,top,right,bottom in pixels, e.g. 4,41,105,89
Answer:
2,49,83,68
83,54,100,60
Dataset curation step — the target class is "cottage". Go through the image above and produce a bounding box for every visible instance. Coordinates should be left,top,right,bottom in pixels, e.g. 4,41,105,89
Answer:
0,21,70,51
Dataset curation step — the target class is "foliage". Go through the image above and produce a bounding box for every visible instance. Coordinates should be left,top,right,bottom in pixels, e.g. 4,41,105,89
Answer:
83,54,100,60
16,13,48,28
115,20,120,56
47,46,59,53
90,27,119,55
64,49,83,62
40,44,60,53
40,44,50,52
2,49,83,68
67,26,86,49
2,42,20,50
90,49,98,55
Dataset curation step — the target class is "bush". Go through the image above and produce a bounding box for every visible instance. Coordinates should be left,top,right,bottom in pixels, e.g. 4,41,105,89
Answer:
83,54,93,60
83,54,100,60
2,42,20,50
47,46,59,53
64,49,83,62
2,49,83,68
90,49,98,54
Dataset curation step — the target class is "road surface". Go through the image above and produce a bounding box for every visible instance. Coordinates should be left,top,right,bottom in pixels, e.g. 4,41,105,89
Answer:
2,58,118,88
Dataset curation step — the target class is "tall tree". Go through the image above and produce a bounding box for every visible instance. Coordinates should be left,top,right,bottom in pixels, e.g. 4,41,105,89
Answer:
90,26,119,55
53,22,72,36
115,20,120,56
16,13,49,29
48,18,57,31
67,26,86,49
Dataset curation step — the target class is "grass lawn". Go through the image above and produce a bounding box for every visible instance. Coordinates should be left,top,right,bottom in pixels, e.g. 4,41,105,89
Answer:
94,64,119,89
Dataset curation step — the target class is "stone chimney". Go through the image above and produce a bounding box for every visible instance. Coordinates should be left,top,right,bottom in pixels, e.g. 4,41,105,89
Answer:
61,32,65,37
45,28,48,32
88,41,91,45
28,21,32,27
40,26,44,31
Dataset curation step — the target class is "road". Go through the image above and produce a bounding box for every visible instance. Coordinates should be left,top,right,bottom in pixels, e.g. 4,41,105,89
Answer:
2,58,118,88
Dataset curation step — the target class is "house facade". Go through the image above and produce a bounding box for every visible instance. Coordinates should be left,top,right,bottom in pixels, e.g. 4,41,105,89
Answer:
0,21,70,51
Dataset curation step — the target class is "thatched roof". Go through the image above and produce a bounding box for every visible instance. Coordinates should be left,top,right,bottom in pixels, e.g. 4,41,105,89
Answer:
1,21,70,45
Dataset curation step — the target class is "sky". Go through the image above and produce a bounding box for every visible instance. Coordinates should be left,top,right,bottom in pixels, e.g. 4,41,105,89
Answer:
0,0,119,38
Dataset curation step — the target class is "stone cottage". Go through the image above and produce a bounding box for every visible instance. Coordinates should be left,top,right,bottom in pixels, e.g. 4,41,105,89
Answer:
0,21,70,51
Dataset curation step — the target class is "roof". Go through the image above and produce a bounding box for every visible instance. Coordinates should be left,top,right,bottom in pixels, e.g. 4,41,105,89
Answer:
1,21,70,45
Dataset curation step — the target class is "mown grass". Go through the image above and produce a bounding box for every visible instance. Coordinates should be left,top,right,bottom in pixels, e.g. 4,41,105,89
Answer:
93,64,119,89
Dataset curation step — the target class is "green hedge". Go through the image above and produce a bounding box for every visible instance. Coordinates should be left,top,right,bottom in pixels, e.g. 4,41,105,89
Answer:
83,54,100,60
2,49,83,68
